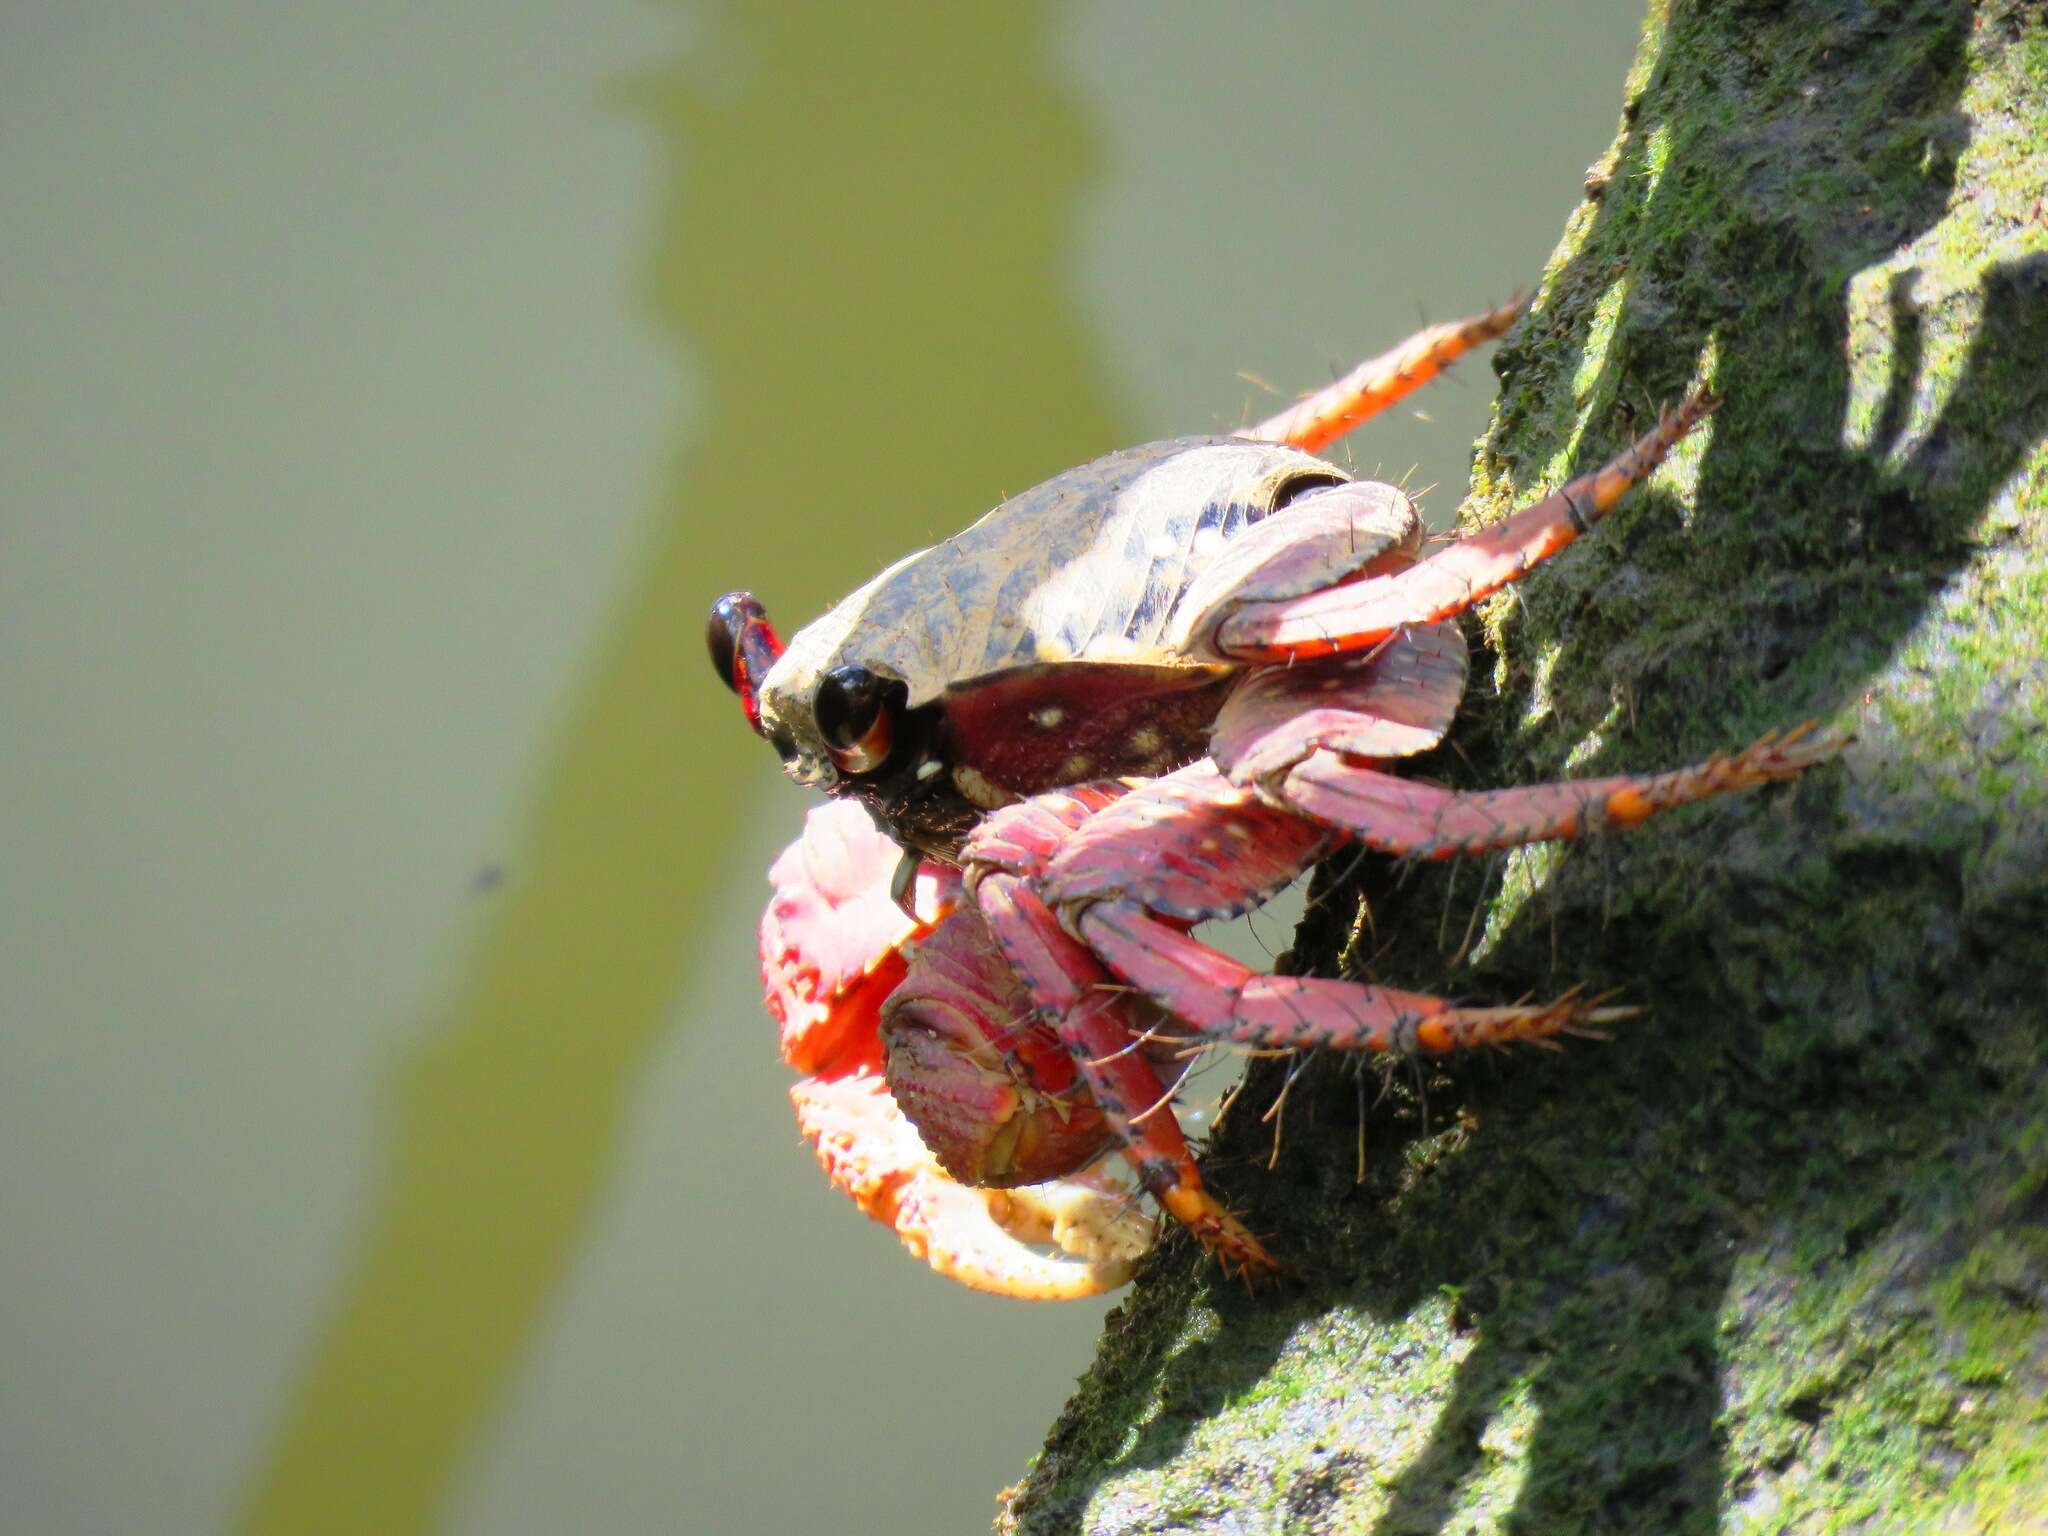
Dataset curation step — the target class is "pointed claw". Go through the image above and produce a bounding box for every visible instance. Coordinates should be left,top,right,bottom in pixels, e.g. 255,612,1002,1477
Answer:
792,1072,1149,1299
1151,1178,1282,1279
1584,1007,1646,1025
1414,988,1637,1052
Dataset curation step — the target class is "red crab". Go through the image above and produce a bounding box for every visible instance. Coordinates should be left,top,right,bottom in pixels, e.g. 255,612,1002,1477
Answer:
711,297,1837,1298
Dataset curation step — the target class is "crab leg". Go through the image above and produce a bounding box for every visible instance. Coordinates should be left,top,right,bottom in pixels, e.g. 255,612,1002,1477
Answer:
1245,295,1527,453
1027,734,1837,1052
1218,389,1715,661
975,870,1279,1278
1078,902,1628,1053
1281,724,1840,859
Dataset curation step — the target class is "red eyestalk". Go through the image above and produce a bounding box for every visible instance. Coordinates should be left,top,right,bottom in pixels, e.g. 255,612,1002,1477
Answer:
708,591,785,734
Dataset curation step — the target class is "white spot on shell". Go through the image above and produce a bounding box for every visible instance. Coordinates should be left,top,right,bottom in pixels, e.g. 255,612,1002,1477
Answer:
1031,706,1065,730
1060,754,1095,782
1130,727,1162,758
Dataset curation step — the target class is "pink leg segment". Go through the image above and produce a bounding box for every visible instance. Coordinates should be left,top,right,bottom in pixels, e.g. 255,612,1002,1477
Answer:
1219,389,1716,661
1282,724,1840,858
1245,296,1527,454
1079,901,1629,1054
1036,761,1332,924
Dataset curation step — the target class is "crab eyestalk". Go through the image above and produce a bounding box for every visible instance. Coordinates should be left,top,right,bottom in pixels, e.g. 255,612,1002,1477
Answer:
707,590,784,734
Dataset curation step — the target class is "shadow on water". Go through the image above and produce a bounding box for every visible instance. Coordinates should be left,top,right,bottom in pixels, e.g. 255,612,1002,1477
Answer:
238,4,1127,1530
1013,1,2048,1530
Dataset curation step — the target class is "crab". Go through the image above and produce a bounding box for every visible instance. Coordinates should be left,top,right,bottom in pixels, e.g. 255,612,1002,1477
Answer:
711,296,1838,1298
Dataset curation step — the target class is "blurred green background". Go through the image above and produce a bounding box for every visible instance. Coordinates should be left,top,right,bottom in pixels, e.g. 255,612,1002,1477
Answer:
1,2,1640,1531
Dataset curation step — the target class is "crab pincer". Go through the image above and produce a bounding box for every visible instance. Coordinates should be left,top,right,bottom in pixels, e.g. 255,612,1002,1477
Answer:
765,801,1154,1298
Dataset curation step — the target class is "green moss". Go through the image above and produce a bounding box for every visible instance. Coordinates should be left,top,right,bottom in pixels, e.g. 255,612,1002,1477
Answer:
1004,2,2048,1531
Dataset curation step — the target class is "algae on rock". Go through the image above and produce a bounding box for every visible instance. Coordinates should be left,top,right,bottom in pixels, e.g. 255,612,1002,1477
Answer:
1003,1,2048,1531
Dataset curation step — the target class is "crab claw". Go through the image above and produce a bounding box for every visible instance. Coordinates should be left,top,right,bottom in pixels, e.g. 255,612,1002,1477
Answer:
761,800,938,1076
764,801,1155,1298
791,1072,1151,1299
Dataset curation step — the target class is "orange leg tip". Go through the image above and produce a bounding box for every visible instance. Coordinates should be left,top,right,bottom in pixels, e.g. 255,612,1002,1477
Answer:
1680,384,1720,418
1211,1226,1283,1280
1157,1182,1278,1275
1247,295,1533,452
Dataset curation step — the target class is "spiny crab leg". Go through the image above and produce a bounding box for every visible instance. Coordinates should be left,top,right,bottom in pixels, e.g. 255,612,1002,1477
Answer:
1245,295,1528,454
1077,903,1634,1055
1021,731,1840,1068
1281,724,1842,858
1219,388,1716,661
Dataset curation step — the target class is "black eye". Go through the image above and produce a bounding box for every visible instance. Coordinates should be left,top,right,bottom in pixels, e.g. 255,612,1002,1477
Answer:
706,592,757,693
813,665,888,750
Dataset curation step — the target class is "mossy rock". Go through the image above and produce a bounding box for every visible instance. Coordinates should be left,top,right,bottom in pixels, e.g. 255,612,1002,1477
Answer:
1002,2,2048,1531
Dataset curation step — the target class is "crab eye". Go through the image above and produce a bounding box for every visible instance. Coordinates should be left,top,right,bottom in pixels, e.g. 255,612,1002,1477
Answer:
813,664,900,774
707,592,766,693
706,598,743,693
707,591,783,735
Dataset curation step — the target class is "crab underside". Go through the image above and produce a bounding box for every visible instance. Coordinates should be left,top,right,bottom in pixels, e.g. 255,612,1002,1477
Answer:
734,300,1840,1297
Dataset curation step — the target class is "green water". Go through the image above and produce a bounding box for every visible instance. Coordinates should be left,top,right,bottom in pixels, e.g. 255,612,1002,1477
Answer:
0,4,1641,1532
